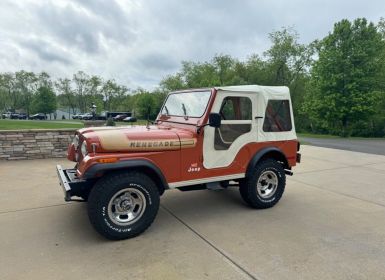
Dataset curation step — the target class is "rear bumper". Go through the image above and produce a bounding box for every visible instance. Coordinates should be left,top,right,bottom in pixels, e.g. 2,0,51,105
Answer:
56,165,94,201
296,153,301,163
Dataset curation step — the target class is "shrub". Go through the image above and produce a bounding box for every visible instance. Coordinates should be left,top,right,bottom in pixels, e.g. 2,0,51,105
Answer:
106,117,115,126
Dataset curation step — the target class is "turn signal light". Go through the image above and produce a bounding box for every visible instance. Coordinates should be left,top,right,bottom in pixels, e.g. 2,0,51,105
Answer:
97,158,118,164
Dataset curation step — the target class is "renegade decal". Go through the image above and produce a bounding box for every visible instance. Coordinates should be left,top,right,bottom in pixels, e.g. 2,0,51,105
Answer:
180,139,196,147
129,140,177,148
126,139,196,151
96,130,197,151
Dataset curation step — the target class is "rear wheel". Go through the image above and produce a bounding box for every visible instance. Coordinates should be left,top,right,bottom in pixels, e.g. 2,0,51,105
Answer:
239,159,286,209
87,172,160,240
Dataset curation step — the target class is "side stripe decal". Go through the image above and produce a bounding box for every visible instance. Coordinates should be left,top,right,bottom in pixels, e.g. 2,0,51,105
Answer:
168,173,245,188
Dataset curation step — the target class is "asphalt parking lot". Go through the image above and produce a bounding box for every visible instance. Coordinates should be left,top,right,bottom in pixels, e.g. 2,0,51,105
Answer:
1,145,385,280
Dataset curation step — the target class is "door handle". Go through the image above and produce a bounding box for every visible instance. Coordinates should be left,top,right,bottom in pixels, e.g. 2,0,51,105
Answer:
254,116,263,119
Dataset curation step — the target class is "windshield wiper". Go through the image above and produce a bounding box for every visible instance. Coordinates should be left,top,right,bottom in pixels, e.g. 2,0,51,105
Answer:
164,105,169,115
181,103,188,120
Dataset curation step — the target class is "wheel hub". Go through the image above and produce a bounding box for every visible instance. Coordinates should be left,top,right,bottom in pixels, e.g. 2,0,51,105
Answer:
107,188,146,226
256,170,278,199
119,199,132,211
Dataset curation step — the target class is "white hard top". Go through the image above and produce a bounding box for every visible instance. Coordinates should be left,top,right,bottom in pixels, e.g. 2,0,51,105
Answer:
215,85,290,99
203,84,296,169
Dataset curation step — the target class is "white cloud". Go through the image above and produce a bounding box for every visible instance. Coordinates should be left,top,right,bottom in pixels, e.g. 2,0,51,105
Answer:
0,0,383,89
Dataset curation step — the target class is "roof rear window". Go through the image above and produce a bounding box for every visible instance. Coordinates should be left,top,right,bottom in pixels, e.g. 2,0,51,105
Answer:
263,100,292,132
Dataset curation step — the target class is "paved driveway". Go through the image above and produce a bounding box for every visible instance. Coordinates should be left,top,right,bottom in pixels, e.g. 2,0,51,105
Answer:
300,137,385,155
1,146,385,280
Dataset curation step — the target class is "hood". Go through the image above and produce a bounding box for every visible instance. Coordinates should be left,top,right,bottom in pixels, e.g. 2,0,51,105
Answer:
80,125,196,152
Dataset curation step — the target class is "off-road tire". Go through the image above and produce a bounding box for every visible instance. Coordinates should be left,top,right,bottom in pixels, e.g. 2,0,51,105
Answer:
87,171,160,240
78,191,90,201
239,159,286,209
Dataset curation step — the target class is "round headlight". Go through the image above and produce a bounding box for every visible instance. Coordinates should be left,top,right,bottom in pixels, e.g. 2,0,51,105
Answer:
81,141,88,156
72,135,79,148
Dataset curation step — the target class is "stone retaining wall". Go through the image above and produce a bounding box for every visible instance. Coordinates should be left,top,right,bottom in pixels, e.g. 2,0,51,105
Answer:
0,129,75,160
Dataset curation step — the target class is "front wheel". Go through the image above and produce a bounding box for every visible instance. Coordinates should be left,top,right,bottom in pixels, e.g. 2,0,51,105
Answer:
239,159,286,209
87,172,160,240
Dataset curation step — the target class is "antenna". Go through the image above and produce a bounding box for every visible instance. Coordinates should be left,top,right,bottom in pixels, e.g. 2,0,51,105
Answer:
146,106,151,129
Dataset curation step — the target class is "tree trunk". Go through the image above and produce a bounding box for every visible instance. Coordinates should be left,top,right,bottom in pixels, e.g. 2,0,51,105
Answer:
341,117,349,137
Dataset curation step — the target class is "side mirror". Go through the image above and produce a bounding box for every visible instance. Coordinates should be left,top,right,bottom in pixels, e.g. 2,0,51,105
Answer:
209,113,221,128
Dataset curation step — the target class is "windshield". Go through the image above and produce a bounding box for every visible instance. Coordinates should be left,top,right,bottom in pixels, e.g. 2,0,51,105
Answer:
161,91,211,118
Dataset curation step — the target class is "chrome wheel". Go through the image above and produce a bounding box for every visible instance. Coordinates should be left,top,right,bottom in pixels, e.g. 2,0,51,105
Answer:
256,170,278,199
107,188,146,226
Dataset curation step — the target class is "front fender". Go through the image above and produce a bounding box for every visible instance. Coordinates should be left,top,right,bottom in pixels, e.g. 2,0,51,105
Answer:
83,159,169,193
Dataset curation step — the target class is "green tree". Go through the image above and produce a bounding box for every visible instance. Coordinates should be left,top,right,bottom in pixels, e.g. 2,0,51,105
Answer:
84,76,104,113
15,71,38,116
264,27,313,86
37,72,52,88
135,90,157,119
150,89,168,118
101,79,121,111
87,76,102,97
304,18,385,136
0,74,10,111
56,78,76,116
160,54,242,90
73,71,89,113
212,54,241,85
263,28,314,131
0,76,6,111
240,55,268,84
182,61,219,88
378,17,385,37
32,86,57,117
109,85,129,112
369,17,385,137
0,73,17,110
159,73,186,92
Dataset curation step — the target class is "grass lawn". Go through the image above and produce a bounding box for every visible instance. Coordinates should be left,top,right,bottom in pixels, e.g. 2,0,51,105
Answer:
115,120,149,126
297,133,341,139
0,119,84,130
0,119,149,130
298,132,385,140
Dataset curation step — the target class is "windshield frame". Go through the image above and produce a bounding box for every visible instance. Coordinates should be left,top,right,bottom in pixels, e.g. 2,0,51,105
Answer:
160,90,212,119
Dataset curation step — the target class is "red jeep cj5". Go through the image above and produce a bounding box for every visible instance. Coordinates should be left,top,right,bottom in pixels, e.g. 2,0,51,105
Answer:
56,85,301,240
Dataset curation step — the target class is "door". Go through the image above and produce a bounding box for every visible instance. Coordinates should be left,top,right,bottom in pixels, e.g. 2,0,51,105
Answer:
203,91,260,169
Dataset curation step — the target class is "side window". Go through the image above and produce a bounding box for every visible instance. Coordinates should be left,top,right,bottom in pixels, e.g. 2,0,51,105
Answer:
220,97,252,120
263,100,292,132
215,97,252,150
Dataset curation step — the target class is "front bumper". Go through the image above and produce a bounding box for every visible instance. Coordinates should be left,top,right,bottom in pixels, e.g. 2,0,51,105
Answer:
56,165,72,201
56,165,93,201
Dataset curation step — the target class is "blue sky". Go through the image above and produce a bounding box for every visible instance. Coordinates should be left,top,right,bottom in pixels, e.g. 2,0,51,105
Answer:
0,0,383,89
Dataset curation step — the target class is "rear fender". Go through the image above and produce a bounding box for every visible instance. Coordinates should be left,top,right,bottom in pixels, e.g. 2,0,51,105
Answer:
246,147,289,178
